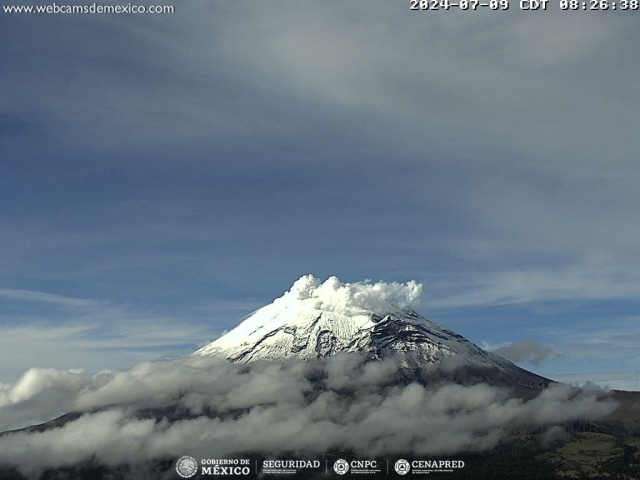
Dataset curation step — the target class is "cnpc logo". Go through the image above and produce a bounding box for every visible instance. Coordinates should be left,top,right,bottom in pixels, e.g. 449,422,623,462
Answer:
333,459,378,475
333,459,349,475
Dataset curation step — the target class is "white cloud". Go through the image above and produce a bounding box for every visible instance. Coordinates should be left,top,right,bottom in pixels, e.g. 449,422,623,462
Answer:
0,354,618,478
0,288,96,307
494,340,559,365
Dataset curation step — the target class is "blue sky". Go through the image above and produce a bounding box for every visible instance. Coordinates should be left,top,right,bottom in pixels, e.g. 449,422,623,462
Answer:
1,3,639,390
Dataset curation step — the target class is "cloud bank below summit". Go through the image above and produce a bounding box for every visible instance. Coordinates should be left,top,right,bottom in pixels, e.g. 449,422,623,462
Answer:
0,354,617,479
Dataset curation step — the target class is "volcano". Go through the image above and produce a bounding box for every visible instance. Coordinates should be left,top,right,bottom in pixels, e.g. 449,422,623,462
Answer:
194,275,549,390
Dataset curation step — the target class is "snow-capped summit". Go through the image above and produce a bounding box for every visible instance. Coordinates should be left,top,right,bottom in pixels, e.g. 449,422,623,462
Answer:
193,275,549,389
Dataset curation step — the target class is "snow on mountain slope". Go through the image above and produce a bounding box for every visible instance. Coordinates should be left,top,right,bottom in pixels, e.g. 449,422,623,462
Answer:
193,275,549,389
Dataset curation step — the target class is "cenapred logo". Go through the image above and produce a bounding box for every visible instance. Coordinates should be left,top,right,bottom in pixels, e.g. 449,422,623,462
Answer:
175,456,198,478
397,459,465,475
394,459,410,475
333,459,349,475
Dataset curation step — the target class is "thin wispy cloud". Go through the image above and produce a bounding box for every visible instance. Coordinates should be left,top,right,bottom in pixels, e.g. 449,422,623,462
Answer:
0,301,222,384
0,289,96,307
425,262,640,312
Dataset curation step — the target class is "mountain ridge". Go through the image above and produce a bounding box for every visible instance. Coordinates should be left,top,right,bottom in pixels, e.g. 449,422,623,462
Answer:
193,275,550,390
